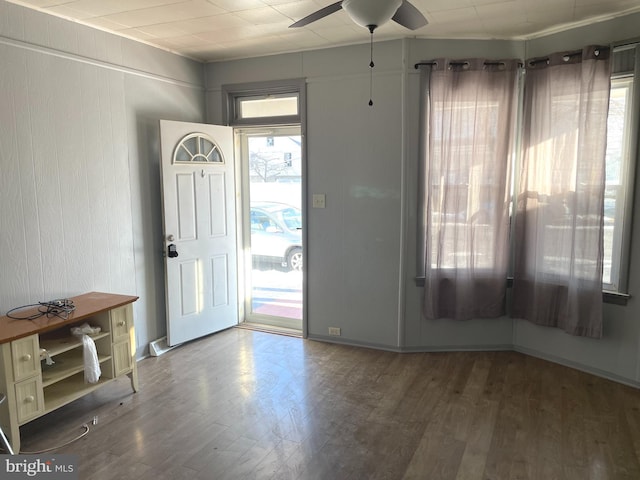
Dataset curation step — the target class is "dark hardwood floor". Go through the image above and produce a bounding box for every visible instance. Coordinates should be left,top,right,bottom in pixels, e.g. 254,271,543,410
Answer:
18,328,640,479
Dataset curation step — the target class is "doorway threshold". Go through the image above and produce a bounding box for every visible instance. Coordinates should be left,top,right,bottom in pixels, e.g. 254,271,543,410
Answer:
236,322,302,338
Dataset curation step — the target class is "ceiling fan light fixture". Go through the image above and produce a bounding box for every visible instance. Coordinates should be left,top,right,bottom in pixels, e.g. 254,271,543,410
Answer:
342,0,403,29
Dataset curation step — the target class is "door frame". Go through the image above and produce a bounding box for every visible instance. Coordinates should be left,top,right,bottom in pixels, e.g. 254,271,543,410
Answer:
236,127,304,331
222,79,308,337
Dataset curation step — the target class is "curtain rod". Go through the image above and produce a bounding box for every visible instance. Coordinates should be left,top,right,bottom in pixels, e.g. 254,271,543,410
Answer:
414,44,621,70
613,39,639,50
414,60,523,69
527,50,581,66
527,46,610,67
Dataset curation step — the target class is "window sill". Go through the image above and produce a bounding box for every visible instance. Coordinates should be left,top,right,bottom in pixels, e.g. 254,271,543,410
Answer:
414,277,630,305
603,290,630,305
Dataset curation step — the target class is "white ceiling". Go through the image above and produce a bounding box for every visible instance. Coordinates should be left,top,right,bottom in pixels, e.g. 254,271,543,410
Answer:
9,0,640,62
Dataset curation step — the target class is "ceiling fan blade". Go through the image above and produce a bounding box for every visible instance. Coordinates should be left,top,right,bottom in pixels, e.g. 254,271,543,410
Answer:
392,0,428,30
289,1,344,28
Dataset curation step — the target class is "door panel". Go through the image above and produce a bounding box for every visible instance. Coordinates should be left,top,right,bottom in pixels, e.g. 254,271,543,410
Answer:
160,120,238,346
212,254,229,307
208,173,227,236
176,174,197,240
179,260,198,316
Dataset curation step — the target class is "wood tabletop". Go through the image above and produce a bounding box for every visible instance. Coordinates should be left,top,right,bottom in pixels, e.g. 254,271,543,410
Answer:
0,292,138,344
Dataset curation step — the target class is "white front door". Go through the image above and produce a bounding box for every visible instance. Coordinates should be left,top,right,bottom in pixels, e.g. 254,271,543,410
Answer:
159,120,238,346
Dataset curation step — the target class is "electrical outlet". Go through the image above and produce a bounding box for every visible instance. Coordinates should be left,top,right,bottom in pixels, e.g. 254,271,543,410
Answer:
328,327,341,336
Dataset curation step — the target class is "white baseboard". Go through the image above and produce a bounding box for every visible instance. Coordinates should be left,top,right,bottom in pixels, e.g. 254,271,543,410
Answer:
514,345,640,389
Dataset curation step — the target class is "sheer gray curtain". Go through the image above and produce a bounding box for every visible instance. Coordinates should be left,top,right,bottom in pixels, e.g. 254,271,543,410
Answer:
422,59,519,320
512,46,611,338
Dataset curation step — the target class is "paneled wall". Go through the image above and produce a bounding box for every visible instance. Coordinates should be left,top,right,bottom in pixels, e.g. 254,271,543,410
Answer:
0,0,205,355
0,11,130,304
207,41,407,348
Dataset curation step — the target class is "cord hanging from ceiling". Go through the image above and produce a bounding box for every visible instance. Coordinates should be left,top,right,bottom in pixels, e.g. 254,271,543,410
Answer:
368,25,375,106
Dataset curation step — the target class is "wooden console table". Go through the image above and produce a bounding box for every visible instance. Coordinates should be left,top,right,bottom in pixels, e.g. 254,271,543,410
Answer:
0,292,139,453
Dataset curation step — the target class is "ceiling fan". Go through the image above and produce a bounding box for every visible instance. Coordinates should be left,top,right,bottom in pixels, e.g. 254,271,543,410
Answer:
290,0,428,106
289,0,428,32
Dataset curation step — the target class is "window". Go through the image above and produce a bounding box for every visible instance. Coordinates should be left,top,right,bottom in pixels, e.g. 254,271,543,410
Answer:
603,76,634,292
173,133,223,164
418,46,639,301
418,59,520,320
237,93,299,119
222,78,305,127
428,99,506,271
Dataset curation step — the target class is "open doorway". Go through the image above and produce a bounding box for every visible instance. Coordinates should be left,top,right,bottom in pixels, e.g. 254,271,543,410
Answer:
222,79,306,335
238,127,302,331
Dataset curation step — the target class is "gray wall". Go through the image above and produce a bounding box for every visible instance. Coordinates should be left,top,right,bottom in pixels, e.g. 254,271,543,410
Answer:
0,0,205,356
207,41,407,348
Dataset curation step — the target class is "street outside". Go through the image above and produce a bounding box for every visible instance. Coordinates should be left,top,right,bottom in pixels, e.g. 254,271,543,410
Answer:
251,267,302,320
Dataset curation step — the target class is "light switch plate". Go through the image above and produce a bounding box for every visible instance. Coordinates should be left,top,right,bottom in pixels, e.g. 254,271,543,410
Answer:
312,194,326,208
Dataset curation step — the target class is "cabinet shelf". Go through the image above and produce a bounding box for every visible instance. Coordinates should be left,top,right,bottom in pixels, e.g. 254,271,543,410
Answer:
43,373,112,414
39,332,110,358
41,350,111,387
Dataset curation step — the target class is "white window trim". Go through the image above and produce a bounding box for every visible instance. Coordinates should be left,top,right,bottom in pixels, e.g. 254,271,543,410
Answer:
222,78,306,127
609,45,640,296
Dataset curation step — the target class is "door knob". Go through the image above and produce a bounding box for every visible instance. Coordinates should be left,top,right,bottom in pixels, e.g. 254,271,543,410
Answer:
167,234,175,242
167,244,179,258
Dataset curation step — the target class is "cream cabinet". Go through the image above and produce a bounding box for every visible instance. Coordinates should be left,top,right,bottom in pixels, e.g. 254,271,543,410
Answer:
0,292,138,453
